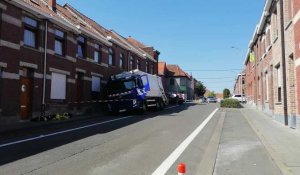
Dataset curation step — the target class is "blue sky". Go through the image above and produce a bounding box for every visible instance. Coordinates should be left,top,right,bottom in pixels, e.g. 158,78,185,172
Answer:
57,0,265,93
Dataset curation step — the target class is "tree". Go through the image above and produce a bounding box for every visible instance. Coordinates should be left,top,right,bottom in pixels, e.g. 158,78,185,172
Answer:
208,91,216,97
194,81,206,97
223,88,231,99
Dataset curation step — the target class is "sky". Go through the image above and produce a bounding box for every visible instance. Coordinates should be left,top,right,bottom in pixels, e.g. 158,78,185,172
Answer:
57,0,265,93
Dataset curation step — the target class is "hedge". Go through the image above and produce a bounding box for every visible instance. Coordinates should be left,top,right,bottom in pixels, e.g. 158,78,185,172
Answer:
220,99,243,108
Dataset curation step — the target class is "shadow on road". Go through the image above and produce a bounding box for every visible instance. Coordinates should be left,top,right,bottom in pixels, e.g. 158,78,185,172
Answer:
0,103,200,165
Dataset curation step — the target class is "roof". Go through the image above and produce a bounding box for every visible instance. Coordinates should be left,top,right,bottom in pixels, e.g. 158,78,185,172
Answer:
158,62,167,76
127,36,157,62
166,64,191,79
16,0,158,52
127,36,148,48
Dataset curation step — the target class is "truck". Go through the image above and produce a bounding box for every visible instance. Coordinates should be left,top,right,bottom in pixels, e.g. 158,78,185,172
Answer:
105,69,169,113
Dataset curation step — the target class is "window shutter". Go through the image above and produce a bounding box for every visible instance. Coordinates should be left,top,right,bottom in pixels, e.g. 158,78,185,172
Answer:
51,72,66,99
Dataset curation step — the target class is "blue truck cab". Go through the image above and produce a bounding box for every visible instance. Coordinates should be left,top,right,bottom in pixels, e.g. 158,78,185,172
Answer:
105,70,168,113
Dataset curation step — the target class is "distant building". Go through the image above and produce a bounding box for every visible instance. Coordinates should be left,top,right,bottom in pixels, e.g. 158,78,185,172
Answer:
158,62,194,100
233,73,245,95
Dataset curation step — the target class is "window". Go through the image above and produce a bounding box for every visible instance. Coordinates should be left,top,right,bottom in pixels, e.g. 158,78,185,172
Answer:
272,8,278,40
136,59,140,70
94,44,101,63
265,72,269,101
287,0,293,21
50,72,66,100
92,76,101,92
129,56,134,70
266,28,271,47
119,53,124,68
54,29,65,56
276,65,282,102
170,78,174,86
180,78,185,86
23,16,38,48
108,48,114,65
146,61,149,73
150,64,154,74
77,35,86,58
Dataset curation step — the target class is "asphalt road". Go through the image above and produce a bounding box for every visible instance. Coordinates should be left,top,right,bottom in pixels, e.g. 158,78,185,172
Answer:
0,103,282,175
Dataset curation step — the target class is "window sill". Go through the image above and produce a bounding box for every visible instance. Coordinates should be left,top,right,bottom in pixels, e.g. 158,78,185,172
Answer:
23,45,40,52
49,99,66,104
267,45,272,52
272,37,278,44
78,57,109,67
275,102,282,105
285,20,293,31
54,53,65,59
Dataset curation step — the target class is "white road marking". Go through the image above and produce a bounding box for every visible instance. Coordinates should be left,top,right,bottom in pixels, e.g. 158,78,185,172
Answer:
0,116,134,148
0,105,182,148
152,108,219,175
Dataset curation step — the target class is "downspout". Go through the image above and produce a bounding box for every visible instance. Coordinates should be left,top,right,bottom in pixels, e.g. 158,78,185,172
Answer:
279,0,288,125
41,20,48,116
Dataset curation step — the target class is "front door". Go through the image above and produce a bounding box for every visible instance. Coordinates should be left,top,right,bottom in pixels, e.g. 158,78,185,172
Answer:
20,77,32,120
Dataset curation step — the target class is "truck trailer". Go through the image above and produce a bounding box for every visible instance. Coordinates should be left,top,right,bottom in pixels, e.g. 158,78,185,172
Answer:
105,70,168,113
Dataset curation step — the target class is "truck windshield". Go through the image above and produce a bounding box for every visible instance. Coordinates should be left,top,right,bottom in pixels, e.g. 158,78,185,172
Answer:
107,79,136,94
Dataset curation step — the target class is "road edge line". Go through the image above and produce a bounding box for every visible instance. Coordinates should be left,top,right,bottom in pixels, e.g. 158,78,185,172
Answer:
152,108,219,175
196,110,226,175
240,109,293,175
0,116,134,148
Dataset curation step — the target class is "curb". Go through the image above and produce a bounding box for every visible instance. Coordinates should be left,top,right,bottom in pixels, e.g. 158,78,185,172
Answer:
240,109,293,175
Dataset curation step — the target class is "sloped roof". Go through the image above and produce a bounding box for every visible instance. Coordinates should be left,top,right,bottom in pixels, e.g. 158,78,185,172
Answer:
158,62,167,76
166,64,191,79
127,36,148,48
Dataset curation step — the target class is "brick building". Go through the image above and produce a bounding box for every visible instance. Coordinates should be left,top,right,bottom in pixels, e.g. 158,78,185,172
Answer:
244,0,300,128
233,73,245,95
0,0,159,122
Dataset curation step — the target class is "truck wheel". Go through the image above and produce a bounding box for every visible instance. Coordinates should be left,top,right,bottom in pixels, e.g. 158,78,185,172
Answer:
155,100,160,111
138,101,147,114
159,100,164,110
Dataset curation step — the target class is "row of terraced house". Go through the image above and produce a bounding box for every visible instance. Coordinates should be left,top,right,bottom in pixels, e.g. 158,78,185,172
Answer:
0,0,161,122
236,0,300,129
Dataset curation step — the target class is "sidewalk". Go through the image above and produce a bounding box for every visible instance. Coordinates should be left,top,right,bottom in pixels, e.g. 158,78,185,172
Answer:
213,108,281,175
241,105,300,175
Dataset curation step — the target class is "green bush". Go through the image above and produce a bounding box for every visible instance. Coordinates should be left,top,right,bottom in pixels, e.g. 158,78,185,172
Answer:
220,99,243,108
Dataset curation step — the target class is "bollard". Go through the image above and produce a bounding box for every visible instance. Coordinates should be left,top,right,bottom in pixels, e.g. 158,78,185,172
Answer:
177,163,186,175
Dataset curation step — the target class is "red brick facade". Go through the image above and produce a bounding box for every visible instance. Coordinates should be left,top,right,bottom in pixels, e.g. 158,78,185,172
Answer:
0,0,159,120
244,0,300,127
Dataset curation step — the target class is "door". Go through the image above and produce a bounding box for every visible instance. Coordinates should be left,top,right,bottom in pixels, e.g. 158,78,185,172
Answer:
0,68,3,114
20,77,32,120
76,72,84,110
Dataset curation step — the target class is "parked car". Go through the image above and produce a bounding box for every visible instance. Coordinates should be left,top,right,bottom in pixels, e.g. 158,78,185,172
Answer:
166,92,184,104
231,94,246,103
207,96,217,103
199,96,207,103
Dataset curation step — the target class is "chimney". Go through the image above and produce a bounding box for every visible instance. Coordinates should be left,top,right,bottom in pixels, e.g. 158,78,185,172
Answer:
48,0,56,11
